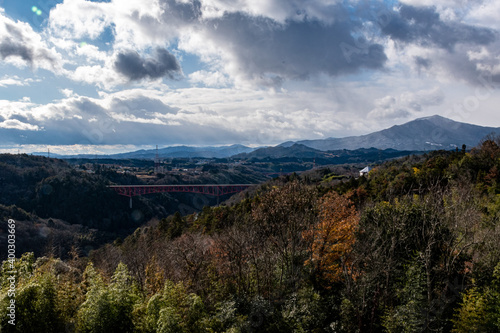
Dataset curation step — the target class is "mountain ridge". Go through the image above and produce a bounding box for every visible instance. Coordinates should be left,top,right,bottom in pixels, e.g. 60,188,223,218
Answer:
55,144,257,159
286,115,500,151
31,115,500,159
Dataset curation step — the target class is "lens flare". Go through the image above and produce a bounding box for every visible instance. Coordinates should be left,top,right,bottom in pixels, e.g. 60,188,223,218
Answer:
31,6,37,12
36,9,42,15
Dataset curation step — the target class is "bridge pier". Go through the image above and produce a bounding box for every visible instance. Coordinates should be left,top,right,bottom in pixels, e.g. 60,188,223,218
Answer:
107,184,255,208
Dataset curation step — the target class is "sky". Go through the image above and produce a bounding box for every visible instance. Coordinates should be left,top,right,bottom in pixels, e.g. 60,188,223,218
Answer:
0,0,499,155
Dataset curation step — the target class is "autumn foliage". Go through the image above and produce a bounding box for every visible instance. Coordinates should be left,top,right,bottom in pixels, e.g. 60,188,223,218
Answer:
304,191,359,285
4,140,500,332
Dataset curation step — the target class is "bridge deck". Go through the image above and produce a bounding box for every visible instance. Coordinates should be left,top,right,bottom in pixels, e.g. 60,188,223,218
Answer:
107,184,255,197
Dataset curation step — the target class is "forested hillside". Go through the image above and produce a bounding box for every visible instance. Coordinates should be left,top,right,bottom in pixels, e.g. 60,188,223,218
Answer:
2,138,500,332
0,154,265,259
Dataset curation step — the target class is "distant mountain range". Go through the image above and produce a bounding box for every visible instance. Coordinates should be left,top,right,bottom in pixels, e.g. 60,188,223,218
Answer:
32,115,500,160
280,115,500,151
109,144,255,159
53,144,256,159
233,144,421,164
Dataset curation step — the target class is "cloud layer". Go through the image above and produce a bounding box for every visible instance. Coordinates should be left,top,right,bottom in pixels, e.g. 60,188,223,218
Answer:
0,0,499,152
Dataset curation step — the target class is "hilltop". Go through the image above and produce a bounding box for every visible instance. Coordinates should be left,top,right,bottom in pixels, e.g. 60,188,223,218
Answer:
280,115,500,151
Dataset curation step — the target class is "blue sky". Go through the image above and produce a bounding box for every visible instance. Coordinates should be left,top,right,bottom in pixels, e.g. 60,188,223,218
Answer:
0,0,499,154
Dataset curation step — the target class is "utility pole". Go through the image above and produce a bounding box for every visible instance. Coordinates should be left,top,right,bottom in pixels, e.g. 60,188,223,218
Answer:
154,145,160,174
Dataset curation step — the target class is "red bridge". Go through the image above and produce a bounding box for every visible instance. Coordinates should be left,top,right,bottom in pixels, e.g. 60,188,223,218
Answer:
108,184,254,198
108,184,255,208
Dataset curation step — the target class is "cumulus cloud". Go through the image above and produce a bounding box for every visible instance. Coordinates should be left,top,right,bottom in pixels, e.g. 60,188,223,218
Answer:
368,88,445,119
0,119,39,131
71,64,126,90
41,0,500,90
179,10,388,87
1,0,500,151
48,0,197,49
381,5,495,50
0,85,356,146
114,48,181,81
368,96,410,120
379,4,500,87
0,75,30,87
467,0,500,30
189,70,230,87
0,93,231,145
0,13,63,71
47,0,391,87
401,88,445,111
0,37,33,62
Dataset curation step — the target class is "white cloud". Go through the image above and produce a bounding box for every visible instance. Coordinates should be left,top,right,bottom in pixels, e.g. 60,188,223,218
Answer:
0,83,364,146
400,88,445,111
0,99,36,120
189,70,230,87
71,64,127,89
368,88,445,119
60,88,76,98
0,119,39,131
48,0,111,40
74,43,110,63
48,0,173,49
199,0,344,24
0,75,29,87
467,0,500,30
0,11,65,72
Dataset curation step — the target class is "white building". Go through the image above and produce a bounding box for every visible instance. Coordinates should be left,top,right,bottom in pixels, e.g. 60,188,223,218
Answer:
359,166,372,177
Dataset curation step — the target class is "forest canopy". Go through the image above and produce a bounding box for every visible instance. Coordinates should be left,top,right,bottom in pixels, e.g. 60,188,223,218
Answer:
2,138,500,332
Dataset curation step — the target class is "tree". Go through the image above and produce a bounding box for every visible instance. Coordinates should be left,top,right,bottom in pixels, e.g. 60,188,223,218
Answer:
343,195,454,332
0,274,64,333
145,256,165,296
144,280,207,333
77,262,139,333
303,191,359,286
452,262,500,332
169,233,213,294
382,258,427,333
159,212,184,239
251,181,318,296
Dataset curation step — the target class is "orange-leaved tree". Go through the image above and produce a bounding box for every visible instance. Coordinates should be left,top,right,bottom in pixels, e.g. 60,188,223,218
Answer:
304,191,359,286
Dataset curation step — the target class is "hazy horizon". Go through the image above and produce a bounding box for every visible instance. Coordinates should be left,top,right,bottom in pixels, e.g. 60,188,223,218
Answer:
1,113,499,156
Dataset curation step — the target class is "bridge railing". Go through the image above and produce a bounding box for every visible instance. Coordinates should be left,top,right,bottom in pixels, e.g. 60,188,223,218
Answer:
107,184,255,197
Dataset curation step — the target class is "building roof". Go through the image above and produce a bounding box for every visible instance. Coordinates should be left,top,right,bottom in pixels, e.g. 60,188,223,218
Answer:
360,166,372,173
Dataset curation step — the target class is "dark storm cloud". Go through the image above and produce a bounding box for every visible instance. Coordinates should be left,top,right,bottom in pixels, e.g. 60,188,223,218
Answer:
203,10,387,83
114,47,181,81
381,5,496,50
